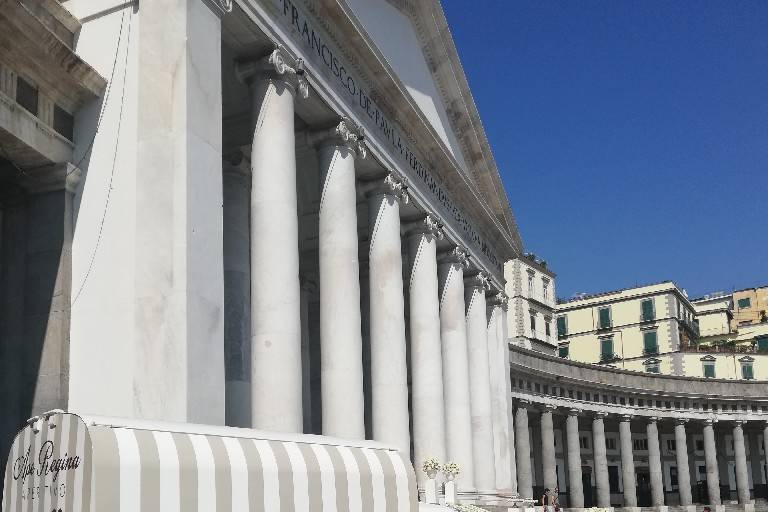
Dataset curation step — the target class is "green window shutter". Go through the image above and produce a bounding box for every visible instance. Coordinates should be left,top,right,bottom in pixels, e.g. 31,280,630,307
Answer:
557,316,567,337
601,338,613,359
742,365,754,380
599,307,611,329
559,345,569,358
703,363,715,378
737,298,751,309
757,336,768,351
643,331,658,354
641,299,654,321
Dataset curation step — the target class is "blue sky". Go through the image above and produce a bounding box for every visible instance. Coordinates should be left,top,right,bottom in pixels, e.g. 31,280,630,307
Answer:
441,1,768,299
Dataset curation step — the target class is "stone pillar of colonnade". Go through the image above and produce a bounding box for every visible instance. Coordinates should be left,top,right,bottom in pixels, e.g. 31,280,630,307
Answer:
222,157,251,428
465,271,497,494
237,47,309,433
311,118,368,439
487,290,513,494
497,298,518,495
732,421,751,504
702,419,721,506
764,423,768,489
674,419,693,506
364,173,411,455
566,409,584,508
540,405,558,492
437,247,476,493
406,215,448,487
592,412,611,508
619,414,638,509
515,401,534,498
646,417,665,507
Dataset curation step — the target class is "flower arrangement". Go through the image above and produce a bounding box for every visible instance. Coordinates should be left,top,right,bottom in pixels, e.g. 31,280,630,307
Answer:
448,504,486,512
422,457,441,476
442,461,461,480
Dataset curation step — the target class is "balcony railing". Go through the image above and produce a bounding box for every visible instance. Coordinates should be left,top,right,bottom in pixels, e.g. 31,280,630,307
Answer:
600,353,621,363
642,346,659,356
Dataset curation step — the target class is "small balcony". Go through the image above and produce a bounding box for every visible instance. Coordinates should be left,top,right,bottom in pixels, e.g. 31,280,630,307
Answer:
642,346,659,356
600,353,621,363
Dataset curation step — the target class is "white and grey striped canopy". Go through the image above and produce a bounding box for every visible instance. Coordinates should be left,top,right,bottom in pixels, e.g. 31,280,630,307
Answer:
2,412,418,512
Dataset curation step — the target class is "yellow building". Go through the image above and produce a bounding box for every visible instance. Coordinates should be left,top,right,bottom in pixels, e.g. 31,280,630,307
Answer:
731,285,768,330
555,282,768,380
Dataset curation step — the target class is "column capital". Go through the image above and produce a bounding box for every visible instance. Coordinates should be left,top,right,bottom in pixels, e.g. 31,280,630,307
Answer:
675,418,689,426
516,399,531,409
620,414,633,422
361,172,409,202
542,404,557,412
568,408,582,417
236,45,310,99
308,117,367,158
593,411,609,419
403,214,444,240
487,291,509,309
464,271,491,292
702,418,718,426
733,419,746,427
438,246,469,268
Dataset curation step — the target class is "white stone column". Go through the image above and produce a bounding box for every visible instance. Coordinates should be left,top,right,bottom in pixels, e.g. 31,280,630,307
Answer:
703,419,721,505
365,174,410,455
763,422,768,493
541,405,558,491
593,412,611,508
646,417,665,507
674,419,693,506
566,409,584,508
438,247,476,492
488,291,513,494
311,118,367,439
223,159,251,428
619,414,638,508
515,401,534,498
465,271,497,494
733,421,751,504
498,298,518,495
238,48,309,433
406,215,447,486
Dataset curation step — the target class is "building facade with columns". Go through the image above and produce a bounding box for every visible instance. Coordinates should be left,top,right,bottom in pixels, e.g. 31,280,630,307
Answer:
0,0,526,504
509,345,768,510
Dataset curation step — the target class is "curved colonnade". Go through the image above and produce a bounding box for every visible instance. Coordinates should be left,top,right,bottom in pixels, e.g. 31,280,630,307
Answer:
509,345,768,511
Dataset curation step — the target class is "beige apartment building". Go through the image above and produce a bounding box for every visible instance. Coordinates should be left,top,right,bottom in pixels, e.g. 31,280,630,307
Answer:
732,286,768,331
555,282,768,379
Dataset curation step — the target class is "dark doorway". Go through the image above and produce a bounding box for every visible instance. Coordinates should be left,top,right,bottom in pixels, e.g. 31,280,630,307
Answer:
637,470,652,507
582,466,594,507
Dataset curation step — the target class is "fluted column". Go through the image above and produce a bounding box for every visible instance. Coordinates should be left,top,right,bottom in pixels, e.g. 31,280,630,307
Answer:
406,215,447,484
733,421,751,504
646,417,665,507
541,405,558,491
515,401,533,498
309,118,367,439
674,419,693,506
223,159,251,428
488,291,513,493
619,415,638,508
365,174,410,454
566,410,584,508
465,271,497,493
593,412,610,508
438,247,475,492
238,47,309,432
703,419,721,505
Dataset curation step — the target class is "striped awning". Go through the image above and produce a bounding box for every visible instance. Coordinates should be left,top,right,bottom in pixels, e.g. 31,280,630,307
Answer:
2,412,418,512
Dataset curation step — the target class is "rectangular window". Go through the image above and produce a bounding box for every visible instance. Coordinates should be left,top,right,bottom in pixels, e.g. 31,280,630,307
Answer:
643,331,658,355
598,306,612,330
579,436,589,449
53,104,74,140
543,280,549,300
530,314,536,332
670,466,679,489
696,440,705,451
633,438,648,451
757,336,768,351
742,364,754,380
600,337,614,362
605,438,616,450
557,316,567,338
16,76,38,116
703,362,716,378
545,320,551,338
641,298,655,322
528,273,535,296
737,297,751,309
645,363,660,374
667,439,676,452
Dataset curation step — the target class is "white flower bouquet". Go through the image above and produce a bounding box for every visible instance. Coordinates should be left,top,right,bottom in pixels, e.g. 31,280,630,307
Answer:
422,457,441,476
